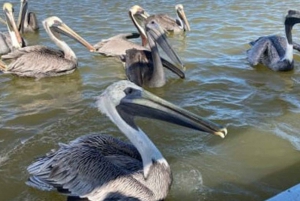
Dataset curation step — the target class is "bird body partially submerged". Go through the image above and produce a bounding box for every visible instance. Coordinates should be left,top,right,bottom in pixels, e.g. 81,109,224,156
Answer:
247,10,300,71
147,4,191,34
0,16,95,78
124,18,185,88
26,80,227,201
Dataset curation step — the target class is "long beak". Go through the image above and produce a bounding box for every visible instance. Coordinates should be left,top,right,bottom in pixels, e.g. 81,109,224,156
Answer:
146,20,184,71
52,23,95,52
4,6,23,48
17,0,28,32
117,88,227,138
177,9,191,31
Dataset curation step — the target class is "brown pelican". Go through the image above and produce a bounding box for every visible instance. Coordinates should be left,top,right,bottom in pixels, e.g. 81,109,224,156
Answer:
93,5,149,57
247,10,300,71
17,0,39,33
147,4,191,34
0,3,24,55
26,80,227,201
124,18,185,88
0,16,95,78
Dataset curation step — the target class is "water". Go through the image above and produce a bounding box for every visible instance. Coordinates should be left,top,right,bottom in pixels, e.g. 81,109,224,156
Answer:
1,0,300,200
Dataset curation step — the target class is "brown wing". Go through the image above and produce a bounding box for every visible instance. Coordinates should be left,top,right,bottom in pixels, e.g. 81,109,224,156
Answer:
94,33,146,57
2,45,77,78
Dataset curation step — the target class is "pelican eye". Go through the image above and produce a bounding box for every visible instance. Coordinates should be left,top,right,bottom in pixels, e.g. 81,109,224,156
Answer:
124,87,134,95
53,20,62,27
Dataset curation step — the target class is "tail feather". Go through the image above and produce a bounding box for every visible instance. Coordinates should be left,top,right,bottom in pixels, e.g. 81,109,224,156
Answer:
26,176,54,191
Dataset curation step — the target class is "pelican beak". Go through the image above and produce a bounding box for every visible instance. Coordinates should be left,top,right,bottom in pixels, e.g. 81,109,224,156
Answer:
3,3,23,48
176,5,190,31
51,22,95,52
17,0,28,32
117,87,227,138
146,19,185,76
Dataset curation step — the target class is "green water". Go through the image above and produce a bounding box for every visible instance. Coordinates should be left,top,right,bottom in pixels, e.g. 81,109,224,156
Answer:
1,0,300,200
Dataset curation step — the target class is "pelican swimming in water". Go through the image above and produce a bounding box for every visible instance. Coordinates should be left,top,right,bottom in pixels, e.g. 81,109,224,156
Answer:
0,16,95,78
124,18,185,88
0,3,24,55
17,0,39,33
26,80,227,201
147,4,191,34
247,10,300,71
93,5,149,57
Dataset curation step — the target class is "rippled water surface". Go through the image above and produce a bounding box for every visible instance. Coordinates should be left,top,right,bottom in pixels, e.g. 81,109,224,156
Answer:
1,0,300,200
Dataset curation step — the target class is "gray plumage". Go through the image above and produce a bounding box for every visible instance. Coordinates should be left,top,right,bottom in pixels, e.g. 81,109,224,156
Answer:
94,33,146,57
247,10,300,71
93,6,149,57
1,46,76,77
26,80,227,201
0,16,95,78
124,19,184,88
27,134,170,201
0,32,12,55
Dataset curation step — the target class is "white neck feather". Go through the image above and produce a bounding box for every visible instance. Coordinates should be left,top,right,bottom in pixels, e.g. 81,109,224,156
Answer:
97,95,169,178
283,42,293,62
45,26,77,61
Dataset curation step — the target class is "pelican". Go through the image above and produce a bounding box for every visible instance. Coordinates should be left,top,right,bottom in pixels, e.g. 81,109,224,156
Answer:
0,3,24,55
17,0,39,33
93,5,149,57
147,4,191,34
124,18,185,88
247,10,300,71
0,16,95,78
26,80,227,201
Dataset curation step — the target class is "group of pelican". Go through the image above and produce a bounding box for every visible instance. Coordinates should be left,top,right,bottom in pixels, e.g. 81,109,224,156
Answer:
0,2,229,201
3,1,300,200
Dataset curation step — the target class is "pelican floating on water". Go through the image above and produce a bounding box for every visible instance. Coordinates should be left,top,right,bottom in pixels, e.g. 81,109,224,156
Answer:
26,80,227,201
147,4,191,34
93,5,149,57
0,16,95,78
0,3,24,55
124,18,185,88
17,0,39,33
247,10,300,71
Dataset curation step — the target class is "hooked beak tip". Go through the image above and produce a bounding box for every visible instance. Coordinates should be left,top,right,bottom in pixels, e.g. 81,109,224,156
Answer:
215,128,228,138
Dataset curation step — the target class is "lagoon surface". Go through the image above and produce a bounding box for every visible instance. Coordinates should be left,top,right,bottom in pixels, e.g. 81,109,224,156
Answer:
1,0,300,200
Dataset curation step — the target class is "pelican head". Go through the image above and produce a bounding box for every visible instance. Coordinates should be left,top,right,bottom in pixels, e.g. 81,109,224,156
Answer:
175,4,190,31
3,3,23,48
129,5,149,46
97,80,227,139
146,18,184,72
42,16,95,52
